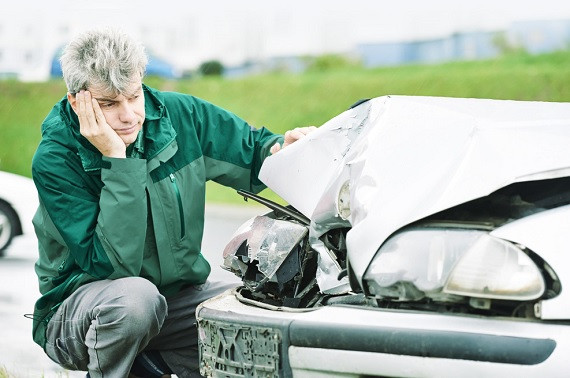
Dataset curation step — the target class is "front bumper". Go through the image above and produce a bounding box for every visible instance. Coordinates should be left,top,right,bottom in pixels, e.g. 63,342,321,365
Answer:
197,289,570,378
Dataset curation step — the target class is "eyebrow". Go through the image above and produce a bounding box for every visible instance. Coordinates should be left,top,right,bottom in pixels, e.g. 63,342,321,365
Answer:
93,97,119,103
94,86,143,102
125,85,143,98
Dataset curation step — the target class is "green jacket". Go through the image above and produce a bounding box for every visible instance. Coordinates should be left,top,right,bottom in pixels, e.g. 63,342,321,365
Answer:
31,84,282,349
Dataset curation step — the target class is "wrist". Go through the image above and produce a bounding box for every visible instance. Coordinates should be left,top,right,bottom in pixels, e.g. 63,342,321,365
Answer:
103,147,127,159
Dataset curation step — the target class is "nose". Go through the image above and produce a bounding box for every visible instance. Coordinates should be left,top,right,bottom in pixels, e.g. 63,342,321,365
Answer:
118,101,137,124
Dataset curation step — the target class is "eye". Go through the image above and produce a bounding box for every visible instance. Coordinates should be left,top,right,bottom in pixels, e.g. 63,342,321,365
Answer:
100,102,115,108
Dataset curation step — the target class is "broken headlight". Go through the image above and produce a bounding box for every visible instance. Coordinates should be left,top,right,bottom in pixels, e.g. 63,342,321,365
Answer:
223,215,307,280
363,229,546,302
222,215,319,307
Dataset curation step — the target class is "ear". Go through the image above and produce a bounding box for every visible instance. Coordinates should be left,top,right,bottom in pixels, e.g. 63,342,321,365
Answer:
67,92,78,115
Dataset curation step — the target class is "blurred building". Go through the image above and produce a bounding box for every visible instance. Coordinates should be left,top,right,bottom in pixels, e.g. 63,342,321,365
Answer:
224,56,307,78
0,4,350,82
1,11,569,81
0,12,190,82
358,31,500,67
357,19,570,67
508,19,570,54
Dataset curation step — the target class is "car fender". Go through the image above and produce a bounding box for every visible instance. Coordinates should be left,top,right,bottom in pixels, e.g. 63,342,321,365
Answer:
492,204,570,320
0,171,39,236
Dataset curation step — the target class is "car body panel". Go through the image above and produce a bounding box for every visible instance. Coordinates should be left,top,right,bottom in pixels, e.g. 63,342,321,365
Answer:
197,290,570,378
492,204,570,319
260,96,570,289
0,171,38,237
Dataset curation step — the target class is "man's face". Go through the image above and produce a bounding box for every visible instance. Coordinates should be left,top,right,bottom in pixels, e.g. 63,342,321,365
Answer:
88,78,145,147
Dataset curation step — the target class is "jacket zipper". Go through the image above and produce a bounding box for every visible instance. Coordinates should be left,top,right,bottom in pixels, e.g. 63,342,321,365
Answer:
169,173,186,239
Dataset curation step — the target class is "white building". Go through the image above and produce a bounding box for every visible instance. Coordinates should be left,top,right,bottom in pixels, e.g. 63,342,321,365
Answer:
0,1,353,81
5,0,570,81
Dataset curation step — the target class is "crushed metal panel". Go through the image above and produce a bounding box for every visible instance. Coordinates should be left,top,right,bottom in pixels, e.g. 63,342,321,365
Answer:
259,98,378,220
345,96,570,286
259,99,380,293
260,95,570,288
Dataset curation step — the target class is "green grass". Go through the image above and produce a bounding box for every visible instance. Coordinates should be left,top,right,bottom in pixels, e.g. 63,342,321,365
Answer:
2,51,570,204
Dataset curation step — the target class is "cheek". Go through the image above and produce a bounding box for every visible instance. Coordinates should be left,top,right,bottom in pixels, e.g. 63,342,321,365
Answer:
100,109,115,123
103,109,124,129
137,111,145,124
136,101,145,121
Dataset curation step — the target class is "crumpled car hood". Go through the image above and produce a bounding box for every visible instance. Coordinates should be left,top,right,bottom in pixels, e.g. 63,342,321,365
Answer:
260,95,570,291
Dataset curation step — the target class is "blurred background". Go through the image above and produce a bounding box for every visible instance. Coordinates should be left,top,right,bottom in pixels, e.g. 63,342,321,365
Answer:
4,0,570,80
2,1,570,376
2,0,570,202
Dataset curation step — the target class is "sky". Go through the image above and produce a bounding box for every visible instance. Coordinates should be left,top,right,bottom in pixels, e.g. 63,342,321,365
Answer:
10,0,570,38
4,0,570,69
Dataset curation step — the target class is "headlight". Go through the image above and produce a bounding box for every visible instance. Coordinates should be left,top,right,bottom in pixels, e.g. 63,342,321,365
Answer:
222,215,308,281
363,229,545,302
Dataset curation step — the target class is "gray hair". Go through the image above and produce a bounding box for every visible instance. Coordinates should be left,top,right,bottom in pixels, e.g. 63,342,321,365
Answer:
60,28,148,95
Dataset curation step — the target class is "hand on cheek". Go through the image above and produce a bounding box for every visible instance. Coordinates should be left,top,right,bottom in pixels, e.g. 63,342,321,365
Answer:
76,90,127,158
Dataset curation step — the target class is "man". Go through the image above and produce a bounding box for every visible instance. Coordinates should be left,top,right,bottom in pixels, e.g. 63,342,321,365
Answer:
30,28,314,377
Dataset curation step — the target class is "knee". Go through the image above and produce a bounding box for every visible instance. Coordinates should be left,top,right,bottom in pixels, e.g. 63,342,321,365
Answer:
94,277,167,338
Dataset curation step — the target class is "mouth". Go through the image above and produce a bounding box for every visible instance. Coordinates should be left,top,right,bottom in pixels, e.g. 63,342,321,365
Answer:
117,123,140,135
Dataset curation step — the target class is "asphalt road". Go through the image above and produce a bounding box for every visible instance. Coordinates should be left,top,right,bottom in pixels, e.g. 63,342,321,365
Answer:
0,203,265,377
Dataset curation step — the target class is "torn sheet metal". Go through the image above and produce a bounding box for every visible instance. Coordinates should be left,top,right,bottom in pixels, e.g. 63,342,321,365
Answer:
260,100,382,293
260,100,379,220
260,95,570,290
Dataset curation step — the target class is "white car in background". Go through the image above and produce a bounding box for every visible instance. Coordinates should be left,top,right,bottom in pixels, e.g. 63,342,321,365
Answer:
0,171,38,256
197,96,570,377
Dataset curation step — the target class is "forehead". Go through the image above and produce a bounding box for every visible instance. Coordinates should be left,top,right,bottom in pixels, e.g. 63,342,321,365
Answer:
89,77,143,99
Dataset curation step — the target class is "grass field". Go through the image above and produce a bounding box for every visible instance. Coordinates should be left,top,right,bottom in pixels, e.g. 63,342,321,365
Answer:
2,50,570,204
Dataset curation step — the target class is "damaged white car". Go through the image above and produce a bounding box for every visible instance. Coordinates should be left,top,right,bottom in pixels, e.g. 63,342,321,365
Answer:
197,96,570,377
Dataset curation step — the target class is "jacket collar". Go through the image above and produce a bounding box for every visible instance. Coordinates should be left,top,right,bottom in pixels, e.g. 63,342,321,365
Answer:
63,84,177,172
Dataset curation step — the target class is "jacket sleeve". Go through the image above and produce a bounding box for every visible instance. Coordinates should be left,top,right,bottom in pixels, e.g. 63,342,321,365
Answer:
187,96,283,193
32,145,148,279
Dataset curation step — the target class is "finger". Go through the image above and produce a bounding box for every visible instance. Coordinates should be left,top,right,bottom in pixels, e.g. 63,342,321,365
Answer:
285,129,305,142
78,91,98,139
77,91,85,119
91,97,106,125
83,91,99,129
270,143,281,154
297,126,317,135
77,91,89,132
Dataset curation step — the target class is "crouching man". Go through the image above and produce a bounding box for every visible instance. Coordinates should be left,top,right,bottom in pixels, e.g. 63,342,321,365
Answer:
30,28,314,377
